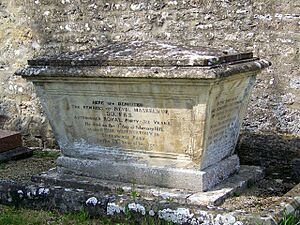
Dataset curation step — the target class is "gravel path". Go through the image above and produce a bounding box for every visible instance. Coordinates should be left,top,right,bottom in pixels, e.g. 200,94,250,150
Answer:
0,149,58,182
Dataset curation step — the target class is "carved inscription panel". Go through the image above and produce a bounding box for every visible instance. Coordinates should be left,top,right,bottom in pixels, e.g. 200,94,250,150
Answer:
69,97,194,154
48,88,207,157
201,75,256,169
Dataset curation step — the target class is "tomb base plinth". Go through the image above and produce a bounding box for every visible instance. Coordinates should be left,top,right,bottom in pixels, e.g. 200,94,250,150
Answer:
57,154,239,192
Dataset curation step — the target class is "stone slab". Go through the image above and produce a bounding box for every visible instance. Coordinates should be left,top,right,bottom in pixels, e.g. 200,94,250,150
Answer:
0,147,33,163
0,179,241,224
0,130,22,153
187,166,265,205
27,41,253,67
17,59,270,79
56,154,240,192
32,165,264,206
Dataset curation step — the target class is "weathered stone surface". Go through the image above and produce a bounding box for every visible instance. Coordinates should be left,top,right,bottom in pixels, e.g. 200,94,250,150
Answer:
18,46,268,190
16,59,270,79
32,165,264,206
0,179,242,224
19,60,262,169
56,155,239,191
0,169,299,224
27,41,254,67
0,130,22,152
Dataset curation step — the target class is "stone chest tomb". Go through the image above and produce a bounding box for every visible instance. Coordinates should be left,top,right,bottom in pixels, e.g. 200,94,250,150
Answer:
17,41,270,191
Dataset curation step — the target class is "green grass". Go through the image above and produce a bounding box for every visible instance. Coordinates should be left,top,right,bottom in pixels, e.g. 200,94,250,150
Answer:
0,205,174,225
32,150,60,159
233,191,241,197
0,206,111,225
130,190,140,199
279,210,300,225
0,206,47,225
0,163,7,170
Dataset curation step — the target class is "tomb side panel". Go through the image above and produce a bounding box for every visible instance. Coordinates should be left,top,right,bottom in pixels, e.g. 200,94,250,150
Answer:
201,73,256,169
34,78,209,166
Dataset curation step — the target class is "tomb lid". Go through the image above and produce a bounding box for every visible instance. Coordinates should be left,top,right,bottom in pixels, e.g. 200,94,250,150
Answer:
28,41,254,67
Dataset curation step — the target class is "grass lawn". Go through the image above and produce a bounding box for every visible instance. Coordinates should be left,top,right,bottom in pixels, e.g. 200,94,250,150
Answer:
0,205,175,225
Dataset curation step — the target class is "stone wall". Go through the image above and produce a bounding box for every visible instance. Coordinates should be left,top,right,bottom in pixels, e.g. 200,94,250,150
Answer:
0,1,299,159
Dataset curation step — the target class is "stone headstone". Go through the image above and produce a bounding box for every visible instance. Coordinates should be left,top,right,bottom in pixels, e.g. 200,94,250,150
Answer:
16,41,270,191
0,130,22,153
0,129,33,162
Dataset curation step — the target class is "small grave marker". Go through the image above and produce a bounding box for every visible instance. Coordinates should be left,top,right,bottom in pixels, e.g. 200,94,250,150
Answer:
0,130,32,162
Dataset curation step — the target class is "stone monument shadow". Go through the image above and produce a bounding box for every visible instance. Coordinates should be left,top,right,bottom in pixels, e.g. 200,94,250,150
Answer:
237,131,300,184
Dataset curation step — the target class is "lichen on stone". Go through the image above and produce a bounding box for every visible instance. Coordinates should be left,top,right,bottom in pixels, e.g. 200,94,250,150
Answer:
85,197,98,206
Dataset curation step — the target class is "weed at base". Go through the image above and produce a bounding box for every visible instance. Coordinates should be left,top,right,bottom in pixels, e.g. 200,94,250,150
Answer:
32,150,60,159
279,210,300,225
0,163,7,170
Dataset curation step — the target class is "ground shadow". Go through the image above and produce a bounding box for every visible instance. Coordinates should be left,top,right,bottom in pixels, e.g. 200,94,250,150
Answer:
235,131,300,197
